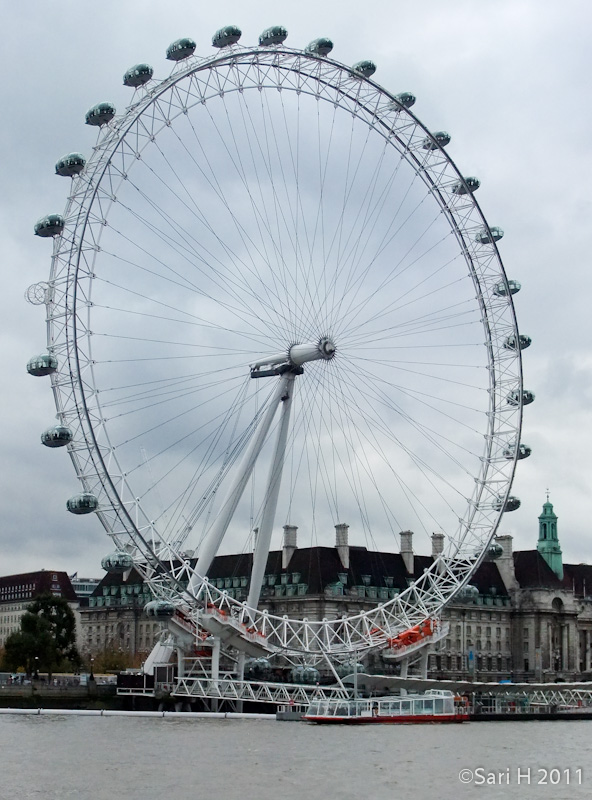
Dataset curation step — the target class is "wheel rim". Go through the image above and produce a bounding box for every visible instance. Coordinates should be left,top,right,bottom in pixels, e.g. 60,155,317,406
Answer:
45,45,523,655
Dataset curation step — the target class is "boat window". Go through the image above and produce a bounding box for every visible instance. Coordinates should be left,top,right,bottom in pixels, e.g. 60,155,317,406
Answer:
423,699,433,712
400,700,411,713
434,699,443,713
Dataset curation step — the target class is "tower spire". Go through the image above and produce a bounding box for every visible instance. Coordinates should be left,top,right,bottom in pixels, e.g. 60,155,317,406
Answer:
537,494,563,579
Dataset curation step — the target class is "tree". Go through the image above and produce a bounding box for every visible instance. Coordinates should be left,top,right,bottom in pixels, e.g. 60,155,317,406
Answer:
3,594,80,679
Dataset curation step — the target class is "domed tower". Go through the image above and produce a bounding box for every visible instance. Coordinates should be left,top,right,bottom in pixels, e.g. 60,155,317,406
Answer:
537,493,563,580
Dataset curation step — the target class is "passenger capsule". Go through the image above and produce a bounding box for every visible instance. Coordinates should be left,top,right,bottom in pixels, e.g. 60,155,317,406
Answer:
101,551,134,572
245,657,271,676
494,495,521,512
452,176,480,195
459,584,479,600
475,226,504,244
34,214,64,238
123,63,153,88
486,543,504,560
305,37,334,56
27,353,58,377
336,661,365,678
259,26,288,46
352,60,376,78
67,493,99,515
41,424,73,448
507,389,535,406
85,102,116,127
55,153,86,177
302,666,321,684
144,600,175,618
503,334,531,351
493,279,521,297
393,92,416,109
503,442,532,460
212,25,242,48
422,131,451,150
166,37,196,61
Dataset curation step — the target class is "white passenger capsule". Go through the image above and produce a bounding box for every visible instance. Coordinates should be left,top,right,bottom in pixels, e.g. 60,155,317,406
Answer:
123,63,153,88
34,214,64,237
85,102,116,126
166,38,197,61
27,353,58,376
452,176,480,195
305,37,333,56
259,26,288,46
55,153,86,177
212,25,242,48
352,60,376,78
475,226,504,244
67,493,99,515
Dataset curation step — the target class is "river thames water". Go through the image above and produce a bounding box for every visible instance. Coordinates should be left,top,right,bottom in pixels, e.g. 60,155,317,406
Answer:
0,715,590,800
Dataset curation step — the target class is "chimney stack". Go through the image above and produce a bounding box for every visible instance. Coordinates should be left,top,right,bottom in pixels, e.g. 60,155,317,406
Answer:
431,532,445,559
400,530,414,574
494,533,518,592
282,524,298,569
335,523,350,570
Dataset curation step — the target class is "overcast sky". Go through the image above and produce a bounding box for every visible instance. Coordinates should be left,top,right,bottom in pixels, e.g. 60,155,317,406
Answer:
1,0,591,579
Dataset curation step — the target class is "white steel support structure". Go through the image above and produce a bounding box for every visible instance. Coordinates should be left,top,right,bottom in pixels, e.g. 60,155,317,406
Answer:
247,372,296,614
35,37,529,662
187,372,294,596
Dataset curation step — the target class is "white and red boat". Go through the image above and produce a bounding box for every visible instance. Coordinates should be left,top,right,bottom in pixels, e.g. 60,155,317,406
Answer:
304,689,469,724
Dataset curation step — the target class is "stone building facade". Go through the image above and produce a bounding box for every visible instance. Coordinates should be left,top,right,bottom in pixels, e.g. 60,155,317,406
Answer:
79,498,592,681
0,570,79,648
78,570,165,660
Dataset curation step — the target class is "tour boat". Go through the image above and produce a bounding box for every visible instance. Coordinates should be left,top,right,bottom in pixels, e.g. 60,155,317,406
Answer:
304,689,469,724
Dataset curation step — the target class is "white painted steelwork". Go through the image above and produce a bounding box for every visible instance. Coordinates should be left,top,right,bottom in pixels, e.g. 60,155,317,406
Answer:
37,33,525,658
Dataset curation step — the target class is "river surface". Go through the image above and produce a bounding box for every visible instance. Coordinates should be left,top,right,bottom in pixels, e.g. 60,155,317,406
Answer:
0,715,590,800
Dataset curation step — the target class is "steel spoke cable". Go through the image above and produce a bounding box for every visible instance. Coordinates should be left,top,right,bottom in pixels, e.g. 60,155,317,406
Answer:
161,375,263,542
318,363,402,544
92,267,280,349
235,90,308,339
107,192,290,339
327,150,425,328
330,360,461,533
350,356,487,422
200,98,299,343
332,207,448,338
90,302,282,352
98,372,241,411
338,261,467,342
314,362,409,539
156,376,276,540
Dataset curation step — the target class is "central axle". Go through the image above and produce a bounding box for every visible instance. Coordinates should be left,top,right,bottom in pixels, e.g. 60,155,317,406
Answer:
251,337,336,378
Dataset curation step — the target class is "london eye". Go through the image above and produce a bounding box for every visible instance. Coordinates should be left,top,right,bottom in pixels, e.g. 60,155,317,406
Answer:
29,24,531,663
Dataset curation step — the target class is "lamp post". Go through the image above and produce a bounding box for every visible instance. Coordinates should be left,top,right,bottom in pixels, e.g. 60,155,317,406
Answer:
34,656,39,680
90,656,95,681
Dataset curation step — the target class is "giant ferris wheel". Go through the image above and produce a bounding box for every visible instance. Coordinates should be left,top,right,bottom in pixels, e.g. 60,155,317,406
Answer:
29,25,531,662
